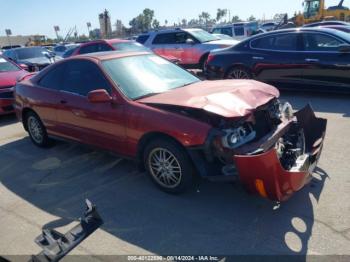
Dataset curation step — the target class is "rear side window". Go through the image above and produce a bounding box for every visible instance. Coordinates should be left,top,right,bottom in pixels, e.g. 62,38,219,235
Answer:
234,26,244,36
62,60,111,96
302,33,344,51
79,44,98,54
136,35,150,44
153,33,176,44
221,27,233,36
38,64,65,90
251,34,299,51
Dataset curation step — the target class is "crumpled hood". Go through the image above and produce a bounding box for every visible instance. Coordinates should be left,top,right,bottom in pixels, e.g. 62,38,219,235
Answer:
0,70,28,88
138,80,279,118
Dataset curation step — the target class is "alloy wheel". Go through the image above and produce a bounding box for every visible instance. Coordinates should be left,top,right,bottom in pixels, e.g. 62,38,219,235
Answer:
148,148,182,189
228,69,250,79
28,116,44,144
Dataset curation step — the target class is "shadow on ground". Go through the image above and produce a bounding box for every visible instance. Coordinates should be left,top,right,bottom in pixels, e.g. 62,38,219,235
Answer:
0,136,328,258
0,114,17,127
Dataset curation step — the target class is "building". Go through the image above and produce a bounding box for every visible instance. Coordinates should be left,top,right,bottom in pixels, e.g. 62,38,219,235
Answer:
99,9,112,38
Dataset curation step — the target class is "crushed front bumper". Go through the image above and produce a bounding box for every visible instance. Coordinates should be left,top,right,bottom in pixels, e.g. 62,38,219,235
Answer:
234,105,327,201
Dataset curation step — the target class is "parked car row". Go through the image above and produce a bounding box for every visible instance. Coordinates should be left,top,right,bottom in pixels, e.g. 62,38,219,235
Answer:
205,27,350,92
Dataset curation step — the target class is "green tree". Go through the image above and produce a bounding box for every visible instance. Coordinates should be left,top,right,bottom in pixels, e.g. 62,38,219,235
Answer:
129,8,156,33
152,19,160,29
216,9,228,23
231,15,242,23
248,15,256,21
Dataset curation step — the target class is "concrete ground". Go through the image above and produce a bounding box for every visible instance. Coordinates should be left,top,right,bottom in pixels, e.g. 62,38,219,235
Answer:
0,91,349,261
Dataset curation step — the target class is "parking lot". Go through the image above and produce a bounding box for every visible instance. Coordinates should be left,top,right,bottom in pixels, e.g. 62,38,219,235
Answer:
0,90,349,259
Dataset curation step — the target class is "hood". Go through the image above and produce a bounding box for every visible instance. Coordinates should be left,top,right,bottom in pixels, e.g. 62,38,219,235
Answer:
138,80,279,118
203,39,240,46
0,70,28,88
19,57,51,65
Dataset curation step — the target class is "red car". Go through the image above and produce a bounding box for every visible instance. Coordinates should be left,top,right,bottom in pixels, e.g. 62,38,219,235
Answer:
0,56,29,115
67,39,179,63
14,52,327,201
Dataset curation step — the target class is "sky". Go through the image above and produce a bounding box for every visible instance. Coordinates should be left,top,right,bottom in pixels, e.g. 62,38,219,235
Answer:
0,0,346,38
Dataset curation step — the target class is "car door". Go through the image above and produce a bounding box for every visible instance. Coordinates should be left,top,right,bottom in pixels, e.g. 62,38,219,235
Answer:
56,59,127,154
301,32,350,91
175,32,199,64
151,33,183,62
249,32,305,88
33,63,66,133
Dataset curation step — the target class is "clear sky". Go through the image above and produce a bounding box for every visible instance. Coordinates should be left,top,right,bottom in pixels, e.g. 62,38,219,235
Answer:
0,0,346,37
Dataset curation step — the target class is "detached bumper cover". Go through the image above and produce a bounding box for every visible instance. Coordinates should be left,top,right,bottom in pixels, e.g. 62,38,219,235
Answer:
234,105,327,201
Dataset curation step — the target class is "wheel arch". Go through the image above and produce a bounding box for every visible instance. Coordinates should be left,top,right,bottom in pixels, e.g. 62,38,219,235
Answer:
22,107,38,131
137,132,188,164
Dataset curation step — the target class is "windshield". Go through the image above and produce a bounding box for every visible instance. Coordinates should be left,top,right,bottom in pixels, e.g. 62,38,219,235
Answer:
102,54,200,100
15,47,47,60
0,57,20,72
187,29,219,43
112,42,149,52
304,0,320,18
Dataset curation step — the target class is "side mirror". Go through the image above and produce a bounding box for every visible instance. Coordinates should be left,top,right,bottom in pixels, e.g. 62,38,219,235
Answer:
339,44,350,53
186,38,195,45
87,89,112,103
19,63,29,71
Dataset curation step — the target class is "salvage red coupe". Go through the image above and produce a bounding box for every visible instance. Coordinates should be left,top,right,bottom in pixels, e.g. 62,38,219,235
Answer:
0,56,29,115
14,51,327,201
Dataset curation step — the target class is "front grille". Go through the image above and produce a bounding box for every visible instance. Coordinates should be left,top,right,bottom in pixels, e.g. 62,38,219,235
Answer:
0,91,14,99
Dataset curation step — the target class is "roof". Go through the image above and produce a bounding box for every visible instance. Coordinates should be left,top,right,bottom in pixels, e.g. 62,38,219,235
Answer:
73,50,152,61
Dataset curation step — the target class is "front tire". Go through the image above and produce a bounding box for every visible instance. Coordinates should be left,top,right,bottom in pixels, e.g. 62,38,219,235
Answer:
25,111,50,147
143,138,194,194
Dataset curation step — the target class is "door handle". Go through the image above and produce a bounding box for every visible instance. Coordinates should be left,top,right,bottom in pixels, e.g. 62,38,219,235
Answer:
253,56,265,60
60,100,67,104
305,58,319,62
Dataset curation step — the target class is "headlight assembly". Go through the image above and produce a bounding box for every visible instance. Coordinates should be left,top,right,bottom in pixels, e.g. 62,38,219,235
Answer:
222,124,256,149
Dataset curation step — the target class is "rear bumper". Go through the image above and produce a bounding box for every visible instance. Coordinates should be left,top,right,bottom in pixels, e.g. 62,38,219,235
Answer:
0,88,14,115
234,105,327,201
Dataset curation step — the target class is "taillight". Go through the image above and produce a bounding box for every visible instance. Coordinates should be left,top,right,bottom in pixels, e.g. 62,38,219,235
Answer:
206,53,215,65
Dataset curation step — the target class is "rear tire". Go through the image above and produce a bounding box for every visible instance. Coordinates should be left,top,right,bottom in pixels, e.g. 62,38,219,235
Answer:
225,66,252,79
143,138,194,194
199,54,209,72
25,111,51,148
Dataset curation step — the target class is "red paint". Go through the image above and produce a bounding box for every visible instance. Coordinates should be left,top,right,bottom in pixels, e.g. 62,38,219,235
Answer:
138,80,279,118
0,57,29,115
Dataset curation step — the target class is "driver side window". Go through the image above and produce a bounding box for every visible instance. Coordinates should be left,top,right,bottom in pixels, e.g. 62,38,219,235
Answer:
62,60,111,96
303,33,344,51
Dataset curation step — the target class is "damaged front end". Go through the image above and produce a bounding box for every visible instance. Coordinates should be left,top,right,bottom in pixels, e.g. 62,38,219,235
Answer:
233,104,327,201
188,100,327,202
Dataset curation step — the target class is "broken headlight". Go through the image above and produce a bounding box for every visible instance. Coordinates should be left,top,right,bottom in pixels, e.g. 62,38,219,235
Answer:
222,124,256,149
